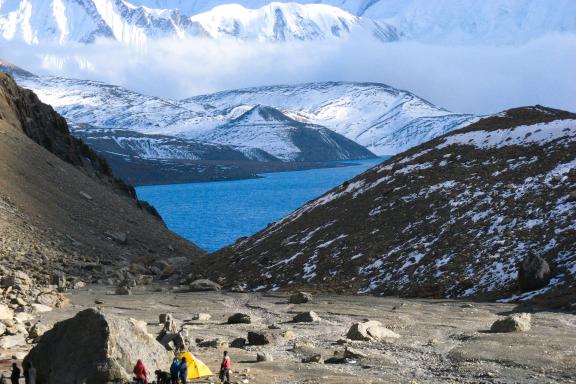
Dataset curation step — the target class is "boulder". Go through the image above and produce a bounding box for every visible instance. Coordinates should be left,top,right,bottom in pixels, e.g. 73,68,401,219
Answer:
29,323,50,339
289,292,312,304
198,338,227,348
0,323,5,336
256,352,273,362
248,330,294,346
490,313,532,333
115,286,131,295
344,347,368,359
0,334,26,349
302,354,323,363
292,311,321,323
0,304,14,320
105,231,127,245
36,292,70,308
518,255,551,291
227,313,251,324
24,309,172,384
230,338,247,348
346,320,400,342
31,303,53,313
2,271,33,291
189,279,221,292
192,313,211,321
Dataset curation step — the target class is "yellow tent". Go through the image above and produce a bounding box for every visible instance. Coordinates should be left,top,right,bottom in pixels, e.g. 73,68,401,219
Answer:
178,351,213,380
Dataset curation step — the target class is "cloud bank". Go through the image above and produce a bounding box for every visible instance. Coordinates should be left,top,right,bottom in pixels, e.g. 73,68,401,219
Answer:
1,34,575,115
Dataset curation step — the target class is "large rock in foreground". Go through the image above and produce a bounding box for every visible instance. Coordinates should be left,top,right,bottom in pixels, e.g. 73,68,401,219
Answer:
346,320,400,342
490,313,532,333
24,308,172,384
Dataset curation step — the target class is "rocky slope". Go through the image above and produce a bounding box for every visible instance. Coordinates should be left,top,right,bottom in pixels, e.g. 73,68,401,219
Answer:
0,71,204,286
208,106,576,306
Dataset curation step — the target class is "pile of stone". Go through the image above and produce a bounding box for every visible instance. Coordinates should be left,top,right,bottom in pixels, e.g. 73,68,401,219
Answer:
0,270,72,357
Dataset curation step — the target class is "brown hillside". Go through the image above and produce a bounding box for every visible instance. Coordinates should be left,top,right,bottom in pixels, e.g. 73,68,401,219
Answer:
0,72,204,284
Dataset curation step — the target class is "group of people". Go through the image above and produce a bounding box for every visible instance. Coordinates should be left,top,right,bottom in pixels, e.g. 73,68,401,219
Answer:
9,361,36,384
133,351,231,384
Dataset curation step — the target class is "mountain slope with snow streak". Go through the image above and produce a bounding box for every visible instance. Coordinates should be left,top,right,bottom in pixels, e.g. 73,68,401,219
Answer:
208,106,576,305
197,105,375,161
186,82,478,155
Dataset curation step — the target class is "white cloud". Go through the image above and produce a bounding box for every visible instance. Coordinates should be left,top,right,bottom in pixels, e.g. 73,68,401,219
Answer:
1,33,575,115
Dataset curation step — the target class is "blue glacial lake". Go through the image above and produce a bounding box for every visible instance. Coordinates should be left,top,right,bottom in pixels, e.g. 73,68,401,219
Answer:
137,157,388,252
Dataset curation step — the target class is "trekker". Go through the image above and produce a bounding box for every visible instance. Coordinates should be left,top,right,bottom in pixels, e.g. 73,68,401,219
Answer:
169,357,180,384
10,363,20,384
179,356,188,384
133,359,147,384
219,351,231,384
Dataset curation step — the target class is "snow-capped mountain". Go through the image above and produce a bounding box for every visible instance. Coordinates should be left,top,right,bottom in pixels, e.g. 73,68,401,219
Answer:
198,105,374,161
208,106,576,304
186,82,478,155
2,0,573,47
2,60,477,157
0,0,394,45
5,60,478,157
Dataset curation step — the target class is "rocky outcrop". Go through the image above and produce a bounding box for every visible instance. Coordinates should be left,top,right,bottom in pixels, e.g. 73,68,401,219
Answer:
24,308,172,384
490,313,532,333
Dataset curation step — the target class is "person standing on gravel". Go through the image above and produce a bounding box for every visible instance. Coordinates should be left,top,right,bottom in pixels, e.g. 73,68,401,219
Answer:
169,357,180,384
219,351,231,384
179,357,188,384
133,360,147,384
10,363,20,384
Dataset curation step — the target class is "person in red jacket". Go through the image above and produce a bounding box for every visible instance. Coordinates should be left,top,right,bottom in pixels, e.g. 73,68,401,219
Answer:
219,351,231,384
133,359,148,384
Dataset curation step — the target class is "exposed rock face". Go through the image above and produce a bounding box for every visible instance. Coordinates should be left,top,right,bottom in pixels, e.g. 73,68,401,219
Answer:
292,311,321,323
24,308,172,384
490,313,532,333
227,313,252,324
289,292,313,304
189,279,222,292
518,255,551,291
346,320,400,342
209,107,576,305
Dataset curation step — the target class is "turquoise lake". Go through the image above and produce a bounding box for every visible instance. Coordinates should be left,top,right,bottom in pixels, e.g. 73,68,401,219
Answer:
137,157,388,252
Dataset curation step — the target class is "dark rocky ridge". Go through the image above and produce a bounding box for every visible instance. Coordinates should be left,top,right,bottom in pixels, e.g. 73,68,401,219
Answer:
207,106,576,306
0,71,204,284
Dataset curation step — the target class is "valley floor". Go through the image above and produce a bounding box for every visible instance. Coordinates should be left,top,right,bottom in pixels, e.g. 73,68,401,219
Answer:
16,286,576,384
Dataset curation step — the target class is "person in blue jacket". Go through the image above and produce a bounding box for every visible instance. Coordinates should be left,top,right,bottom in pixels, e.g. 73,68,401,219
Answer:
179,356,188,384
169,357,180,384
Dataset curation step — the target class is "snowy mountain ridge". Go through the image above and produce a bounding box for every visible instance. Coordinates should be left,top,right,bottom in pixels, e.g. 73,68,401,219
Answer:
4,61,478,157
1,0,574,46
